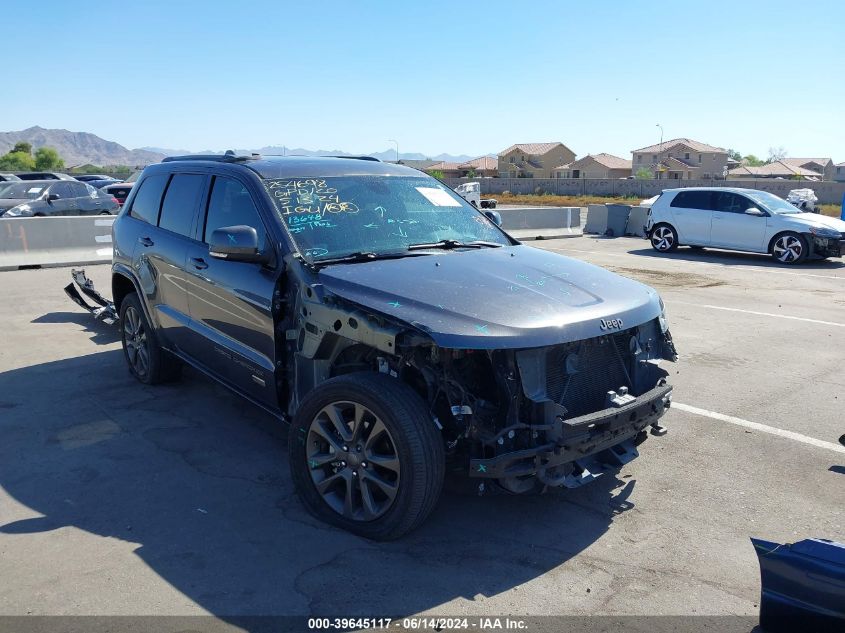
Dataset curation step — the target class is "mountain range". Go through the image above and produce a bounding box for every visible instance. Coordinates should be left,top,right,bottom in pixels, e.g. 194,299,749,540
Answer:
0,127,477,167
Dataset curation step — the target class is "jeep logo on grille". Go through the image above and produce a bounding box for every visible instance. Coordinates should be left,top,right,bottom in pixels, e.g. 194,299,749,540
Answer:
600,318,624,331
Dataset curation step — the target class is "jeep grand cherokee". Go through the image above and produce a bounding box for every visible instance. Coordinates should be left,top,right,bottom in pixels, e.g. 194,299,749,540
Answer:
111,153,677,540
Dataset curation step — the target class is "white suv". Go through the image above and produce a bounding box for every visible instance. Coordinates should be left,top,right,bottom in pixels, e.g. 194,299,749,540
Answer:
645,187,845,264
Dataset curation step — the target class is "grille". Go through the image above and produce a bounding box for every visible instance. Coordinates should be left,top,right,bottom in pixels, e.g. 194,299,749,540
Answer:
545,333,633,417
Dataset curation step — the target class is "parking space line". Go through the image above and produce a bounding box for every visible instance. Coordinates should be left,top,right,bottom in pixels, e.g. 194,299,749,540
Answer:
544,245,845,281
669,302,845,328
673,402,845,454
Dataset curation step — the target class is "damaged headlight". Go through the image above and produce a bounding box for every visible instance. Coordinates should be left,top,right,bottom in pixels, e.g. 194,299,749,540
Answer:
3,204,33,217
658,295,669,333
807,226,840,239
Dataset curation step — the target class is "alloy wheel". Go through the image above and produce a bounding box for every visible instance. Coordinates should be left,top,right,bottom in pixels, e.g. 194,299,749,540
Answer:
773,235,802,263
123,306,149,378
651,226,674,251
306,401,400,521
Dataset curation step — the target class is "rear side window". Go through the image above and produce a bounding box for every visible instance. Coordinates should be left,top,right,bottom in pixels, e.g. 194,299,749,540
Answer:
203,176,267,246
670,190,713,210
129,174,169,224
158,174,205,237
68,182,89,197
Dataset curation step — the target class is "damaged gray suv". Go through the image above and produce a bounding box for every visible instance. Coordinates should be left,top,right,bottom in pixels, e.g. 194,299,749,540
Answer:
111,154,677,540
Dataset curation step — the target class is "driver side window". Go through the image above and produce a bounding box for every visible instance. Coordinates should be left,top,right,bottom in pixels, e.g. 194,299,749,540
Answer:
204,176,267,247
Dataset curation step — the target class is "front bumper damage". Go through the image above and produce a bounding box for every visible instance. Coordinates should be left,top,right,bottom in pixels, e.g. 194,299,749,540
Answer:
470,382,672,487
64,268,118,325
810,235,844,259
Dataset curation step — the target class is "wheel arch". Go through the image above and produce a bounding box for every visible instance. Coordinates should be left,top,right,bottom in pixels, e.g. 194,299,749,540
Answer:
767,229,807,254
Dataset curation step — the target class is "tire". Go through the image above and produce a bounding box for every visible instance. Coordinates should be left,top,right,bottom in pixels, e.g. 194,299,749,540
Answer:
771,232,808,265
650,224,678,252
99,211,111,215
289,372,444,540
119,292,181,384
489,201,497,209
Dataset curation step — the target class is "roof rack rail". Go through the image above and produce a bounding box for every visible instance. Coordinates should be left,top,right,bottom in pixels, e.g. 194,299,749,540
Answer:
328,155,381,162
162,150,261,163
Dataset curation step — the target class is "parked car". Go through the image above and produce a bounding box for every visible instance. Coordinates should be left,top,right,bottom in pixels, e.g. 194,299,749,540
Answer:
0,173,21,182
111,154,677,539
645,187,845,264
100,181,134,207
0,180,120,217
15,171,76,181
74,174,114,182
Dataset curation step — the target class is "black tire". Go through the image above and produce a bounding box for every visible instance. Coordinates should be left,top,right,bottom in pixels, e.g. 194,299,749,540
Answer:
489,201,497,209
119,292,181,384
289,372,444,540
650,223,678,252
770,232,808,265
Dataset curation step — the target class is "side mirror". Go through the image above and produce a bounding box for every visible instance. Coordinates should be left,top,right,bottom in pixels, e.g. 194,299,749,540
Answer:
46,193,59,202
484,210,503,226
744,208,765,216
209,225,267,263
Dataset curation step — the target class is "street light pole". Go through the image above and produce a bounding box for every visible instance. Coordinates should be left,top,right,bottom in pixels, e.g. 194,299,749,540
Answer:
388,139,399,163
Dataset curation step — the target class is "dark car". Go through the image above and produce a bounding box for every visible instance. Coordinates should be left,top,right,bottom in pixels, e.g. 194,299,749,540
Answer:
75,174,122,188
15,171,76,181
0,179,120,217
100,181,133,207
0,173,21,182
111,154,677,539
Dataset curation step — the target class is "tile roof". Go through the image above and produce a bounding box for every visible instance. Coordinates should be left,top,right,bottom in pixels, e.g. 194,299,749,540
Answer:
555,153,632,170
633,138,726,154
425,161,462,171
781,158,831,169
458,155,497,171
728,161,821,177
499,142,565,156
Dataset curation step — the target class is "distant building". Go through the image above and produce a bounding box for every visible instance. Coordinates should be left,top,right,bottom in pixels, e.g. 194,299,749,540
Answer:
396,159,440,172
835,162,845,183
554,153,632,179
422,161,463,178
727,160,823,180
780,157,834,181
631,138,728,180
498,142,576,179
458,155,498,178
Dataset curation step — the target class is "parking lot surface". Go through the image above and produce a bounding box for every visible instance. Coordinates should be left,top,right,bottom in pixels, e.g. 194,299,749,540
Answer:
0,236,843,622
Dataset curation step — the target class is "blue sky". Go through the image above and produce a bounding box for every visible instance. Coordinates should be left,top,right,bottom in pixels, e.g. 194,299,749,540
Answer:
3,1,844,160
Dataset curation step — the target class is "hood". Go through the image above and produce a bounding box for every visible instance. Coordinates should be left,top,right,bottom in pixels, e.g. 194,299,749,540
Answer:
316,245,662,349
782,212,845,232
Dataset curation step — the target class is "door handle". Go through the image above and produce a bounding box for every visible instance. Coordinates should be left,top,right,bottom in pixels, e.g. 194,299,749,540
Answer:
138,236,154,247
191,257,209,270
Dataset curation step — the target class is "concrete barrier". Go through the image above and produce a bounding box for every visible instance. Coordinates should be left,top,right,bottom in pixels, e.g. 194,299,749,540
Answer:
584,204,608,234
606,204,632,237
625,206,649,237
0,216,114,271
498,206,581,240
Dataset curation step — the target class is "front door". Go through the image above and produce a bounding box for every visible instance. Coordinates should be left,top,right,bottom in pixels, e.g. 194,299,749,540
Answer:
710,191,768,251
183,175,279,408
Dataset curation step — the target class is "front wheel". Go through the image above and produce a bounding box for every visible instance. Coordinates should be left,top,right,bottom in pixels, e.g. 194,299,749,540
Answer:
289,373,444,540
771,232,808,265
650,224,678,252
119,293,181,384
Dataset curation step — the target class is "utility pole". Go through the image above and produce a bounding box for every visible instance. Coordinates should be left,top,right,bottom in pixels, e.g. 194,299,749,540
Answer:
388,139,399,163
655,123,664,180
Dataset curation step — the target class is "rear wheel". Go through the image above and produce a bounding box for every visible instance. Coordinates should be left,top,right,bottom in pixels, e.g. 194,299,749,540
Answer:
650,224,678,252
289,373,444,540
119,293,181,384
771,232,807,265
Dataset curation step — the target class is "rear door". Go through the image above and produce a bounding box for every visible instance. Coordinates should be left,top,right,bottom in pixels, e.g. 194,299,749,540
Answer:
129,172,206,351
68,181,97,215
668,190,714,245
710,191,769,251
47,182,77,215
183,174,279,408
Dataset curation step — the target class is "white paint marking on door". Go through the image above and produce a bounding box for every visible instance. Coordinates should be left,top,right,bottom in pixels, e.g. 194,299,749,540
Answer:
673,402,845,455
670,301,845,328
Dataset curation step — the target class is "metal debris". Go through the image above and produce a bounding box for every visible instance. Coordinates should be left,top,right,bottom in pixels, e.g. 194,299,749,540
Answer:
64,268,118,325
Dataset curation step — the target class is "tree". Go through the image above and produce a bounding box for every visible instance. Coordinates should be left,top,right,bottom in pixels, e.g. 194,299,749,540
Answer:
0,151,35,171
34,146,64,170
727,149,742,162
465,168,477,179
427,169,445,181
743,154,765,167
767,146,787,163
634,167,653,180
12,142,32,155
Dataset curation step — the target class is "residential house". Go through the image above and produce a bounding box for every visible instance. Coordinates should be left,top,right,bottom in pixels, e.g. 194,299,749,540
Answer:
727,160,822,180
422,161,463,178
835,162,845,183
396,159,440,172
631,138,728,180
458,155,498,178
554,153,632,179
781,158,834,181
498,142,576,179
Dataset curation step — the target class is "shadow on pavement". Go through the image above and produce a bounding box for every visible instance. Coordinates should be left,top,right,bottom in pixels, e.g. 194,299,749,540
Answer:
0,350,635,617
31,311,120,346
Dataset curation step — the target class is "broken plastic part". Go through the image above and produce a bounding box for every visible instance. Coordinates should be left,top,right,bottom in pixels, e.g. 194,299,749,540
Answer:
64,269,117,325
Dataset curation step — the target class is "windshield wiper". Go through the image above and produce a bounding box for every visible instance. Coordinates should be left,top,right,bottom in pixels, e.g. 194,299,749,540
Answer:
407,239,503,251
308,250,428,269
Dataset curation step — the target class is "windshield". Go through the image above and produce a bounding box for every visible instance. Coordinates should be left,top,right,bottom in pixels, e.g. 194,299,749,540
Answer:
263,176,511,260
745,190,802,214
0,183,48,200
